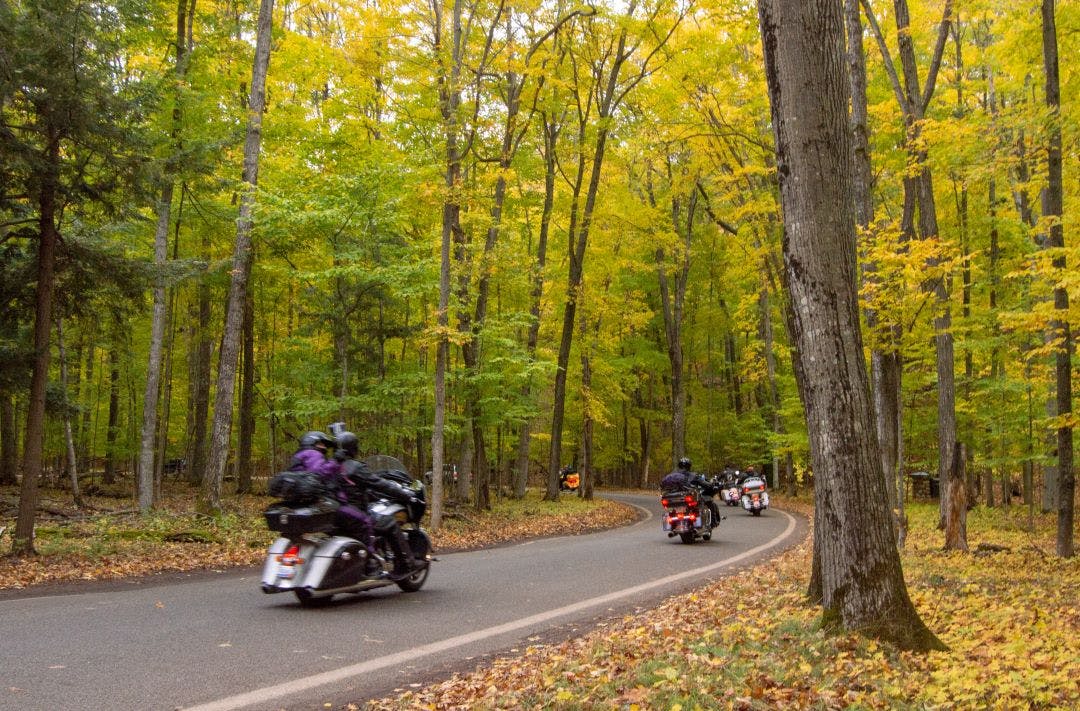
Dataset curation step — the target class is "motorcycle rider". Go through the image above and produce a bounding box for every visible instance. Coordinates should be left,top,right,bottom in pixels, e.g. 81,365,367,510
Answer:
662,457,721,527
332,431,422,581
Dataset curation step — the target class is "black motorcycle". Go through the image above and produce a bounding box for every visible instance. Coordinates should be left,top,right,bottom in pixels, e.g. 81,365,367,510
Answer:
260,455,433,606
661,481,720,544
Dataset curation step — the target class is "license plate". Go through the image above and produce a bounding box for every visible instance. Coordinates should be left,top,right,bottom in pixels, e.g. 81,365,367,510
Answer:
277,568,296,580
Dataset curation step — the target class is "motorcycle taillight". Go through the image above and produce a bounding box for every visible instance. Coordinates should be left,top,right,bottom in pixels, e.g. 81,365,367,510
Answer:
279,544,303,566
684,496,696,508
661,498,669,507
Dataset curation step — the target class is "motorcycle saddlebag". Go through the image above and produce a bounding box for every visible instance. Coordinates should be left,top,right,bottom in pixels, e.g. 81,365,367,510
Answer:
267,471,331,505
264,501,338,537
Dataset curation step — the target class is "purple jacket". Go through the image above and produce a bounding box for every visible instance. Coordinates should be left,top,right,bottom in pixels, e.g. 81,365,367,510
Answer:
289,448,341,478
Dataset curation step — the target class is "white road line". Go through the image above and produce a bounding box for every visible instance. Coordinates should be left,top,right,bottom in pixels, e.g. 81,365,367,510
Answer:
184,509,797,711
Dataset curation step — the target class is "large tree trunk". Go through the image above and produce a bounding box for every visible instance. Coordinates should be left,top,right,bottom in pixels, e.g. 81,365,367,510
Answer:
199,0,274,514
12,128,61,555
758,0,943,651
1041,0,1074,558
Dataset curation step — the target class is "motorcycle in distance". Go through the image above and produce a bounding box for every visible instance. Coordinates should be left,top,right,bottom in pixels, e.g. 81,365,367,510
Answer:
719,469,742,507
260,455,433,606
739,474,770,516
661,477,722,544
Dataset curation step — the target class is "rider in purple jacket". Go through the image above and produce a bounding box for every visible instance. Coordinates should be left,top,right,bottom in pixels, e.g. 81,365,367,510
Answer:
289,431,382,577
288,431,340,476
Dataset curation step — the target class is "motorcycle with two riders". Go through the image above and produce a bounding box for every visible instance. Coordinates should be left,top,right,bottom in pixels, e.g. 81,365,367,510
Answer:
260,428,433,606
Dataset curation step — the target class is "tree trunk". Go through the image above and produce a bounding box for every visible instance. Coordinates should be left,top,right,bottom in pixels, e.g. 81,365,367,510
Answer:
428,0,465,530
187,242,213,486
0,395,17,485
138,0,194,511
1041,0,1073,558
12,127,61,555
55,319,83,508
200,0,274,514
758,0,944,651
104,342,121,486
513,119,557,499
138,181,173,512
549,7,644,501
236,283,255,494
943,442,968,551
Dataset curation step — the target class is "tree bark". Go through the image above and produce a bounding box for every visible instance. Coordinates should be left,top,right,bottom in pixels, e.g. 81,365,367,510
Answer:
138,0,195,512
55,319,83,508
429,0,465,529
12,127,61,555
236,282,255,494
0,395,17,486
199,0,274,514
1041,0,1073,558
757,0,944,651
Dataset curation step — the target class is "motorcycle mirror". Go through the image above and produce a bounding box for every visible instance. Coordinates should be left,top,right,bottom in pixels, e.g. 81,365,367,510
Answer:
328,422,346,438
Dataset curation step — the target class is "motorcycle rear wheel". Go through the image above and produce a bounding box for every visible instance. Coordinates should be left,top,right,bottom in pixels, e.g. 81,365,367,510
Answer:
679,531,696,544
396,562,430,592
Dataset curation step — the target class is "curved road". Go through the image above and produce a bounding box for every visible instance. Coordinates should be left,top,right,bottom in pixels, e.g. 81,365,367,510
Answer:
1,493,806,710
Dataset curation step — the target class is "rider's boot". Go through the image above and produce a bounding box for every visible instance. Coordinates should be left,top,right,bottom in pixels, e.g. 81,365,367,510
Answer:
389,528,419,581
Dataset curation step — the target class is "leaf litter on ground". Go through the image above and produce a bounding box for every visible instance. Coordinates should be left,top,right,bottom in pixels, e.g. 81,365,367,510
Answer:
360,498,1079,711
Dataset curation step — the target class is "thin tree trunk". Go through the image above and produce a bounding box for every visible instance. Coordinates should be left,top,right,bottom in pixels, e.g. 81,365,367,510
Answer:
200,0,274,514
429,0,464,530
104,343,121,486
55,318,83,508
138,181,173,512
0,395,17,486
237,283,255,494
514,117,558,498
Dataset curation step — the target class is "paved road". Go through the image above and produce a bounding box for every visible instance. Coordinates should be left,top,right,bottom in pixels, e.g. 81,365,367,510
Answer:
0,493,806,710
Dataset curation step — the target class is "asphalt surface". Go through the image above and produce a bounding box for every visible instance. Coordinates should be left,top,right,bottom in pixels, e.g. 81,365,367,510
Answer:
0,493,807,710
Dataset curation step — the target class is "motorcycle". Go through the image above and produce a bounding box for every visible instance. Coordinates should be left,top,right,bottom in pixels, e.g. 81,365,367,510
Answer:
719,476,742,506
260,455,433,606
558,467,580,493
739,474,770,516
661,484,719,544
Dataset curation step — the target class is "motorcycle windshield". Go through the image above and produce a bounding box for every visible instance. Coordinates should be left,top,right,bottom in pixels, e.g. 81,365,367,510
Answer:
363,454,412,479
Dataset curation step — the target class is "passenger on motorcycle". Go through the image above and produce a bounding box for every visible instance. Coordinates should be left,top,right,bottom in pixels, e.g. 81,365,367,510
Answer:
289,431,340,476
333,432,421,581
289,431,382,577
661,457,722,526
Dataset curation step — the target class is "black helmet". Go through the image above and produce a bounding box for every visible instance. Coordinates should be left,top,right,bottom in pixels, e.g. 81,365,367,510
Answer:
677,457,692,472
336,431,359,457
299,431,334,450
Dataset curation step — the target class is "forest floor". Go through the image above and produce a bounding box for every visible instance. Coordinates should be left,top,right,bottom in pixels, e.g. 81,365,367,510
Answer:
361,499,1079,711
0,483,638,590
